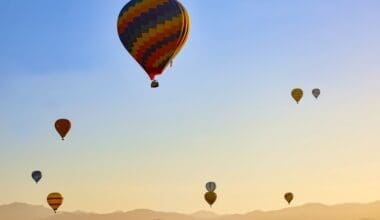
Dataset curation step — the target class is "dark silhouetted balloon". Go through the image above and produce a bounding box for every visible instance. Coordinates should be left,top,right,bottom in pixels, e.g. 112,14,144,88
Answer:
312,88,321,99
284,192,294,204
55,119,71,140
204,192,217,207
31,171,42,184
205,182,216,192
291,88,303,104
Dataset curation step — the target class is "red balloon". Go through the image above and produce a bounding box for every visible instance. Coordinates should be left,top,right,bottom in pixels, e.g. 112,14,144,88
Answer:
55,119,71,140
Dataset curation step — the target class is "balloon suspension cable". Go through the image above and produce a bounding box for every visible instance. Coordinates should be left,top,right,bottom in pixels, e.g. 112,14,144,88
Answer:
151,80,159,88
170,60,173,67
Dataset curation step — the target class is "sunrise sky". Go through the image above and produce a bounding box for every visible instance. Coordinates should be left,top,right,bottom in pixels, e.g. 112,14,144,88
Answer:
1,0,380,214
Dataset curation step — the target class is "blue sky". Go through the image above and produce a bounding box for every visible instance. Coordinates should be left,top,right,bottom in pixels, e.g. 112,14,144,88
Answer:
1,0,380,214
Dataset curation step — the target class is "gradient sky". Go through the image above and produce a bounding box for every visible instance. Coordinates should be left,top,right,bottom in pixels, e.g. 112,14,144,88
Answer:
1,0,380,214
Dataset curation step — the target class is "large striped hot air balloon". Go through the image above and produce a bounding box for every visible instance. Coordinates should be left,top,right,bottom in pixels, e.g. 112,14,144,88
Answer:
117,0,190,88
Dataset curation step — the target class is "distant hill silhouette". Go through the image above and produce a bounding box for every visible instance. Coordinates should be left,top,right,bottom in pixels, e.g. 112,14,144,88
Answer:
2,201,380,220
191,210,220,219
0,202,53,220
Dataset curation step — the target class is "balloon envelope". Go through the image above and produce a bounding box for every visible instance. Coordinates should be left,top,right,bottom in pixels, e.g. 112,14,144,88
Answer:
55,119,71,140
117,0,190,82
312,88,321,99
291,88,303,104
204,192,217,207
205,182,216,192
171,1,190,60
47,192,63,213
31,171,42,183
284,192,294,204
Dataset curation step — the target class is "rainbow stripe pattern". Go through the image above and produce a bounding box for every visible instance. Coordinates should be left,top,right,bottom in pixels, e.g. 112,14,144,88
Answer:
117,0,190,80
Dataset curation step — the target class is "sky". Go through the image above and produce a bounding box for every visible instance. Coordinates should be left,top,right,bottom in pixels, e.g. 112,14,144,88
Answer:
1,0,380,215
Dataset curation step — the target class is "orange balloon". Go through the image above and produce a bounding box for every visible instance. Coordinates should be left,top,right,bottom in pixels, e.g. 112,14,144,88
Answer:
204,192,217,207
55,119,71,140
47,192,63,213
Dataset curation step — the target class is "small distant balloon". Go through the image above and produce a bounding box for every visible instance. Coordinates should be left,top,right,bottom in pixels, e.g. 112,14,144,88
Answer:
312,88,320,99
205,182,216,192
47,192,63,213
291,88,303,104
204,192,217,207
284,192,294,205
55,119,71,140
31,171,42,184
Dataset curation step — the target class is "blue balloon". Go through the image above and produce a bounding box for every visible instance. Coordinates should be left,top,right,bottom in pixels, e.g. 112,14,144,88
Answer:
31,171,42,183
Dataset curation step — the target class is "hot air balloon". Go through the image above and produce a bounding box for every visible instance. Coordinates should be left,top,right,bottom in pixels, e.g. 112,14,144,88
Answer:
312,88,320,99
204,192,217,207
291,88,303,104
284,192,294,205
117,0,190,88
205,182,216,192
47,192,63,213
31,171,42,184
55,119,71,140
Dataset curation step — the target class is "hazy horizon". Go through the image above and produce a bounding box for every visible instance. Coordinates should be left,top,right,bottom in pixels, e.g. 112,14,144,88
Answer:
1,0,380,214
3,200,380,214
3,201,380,220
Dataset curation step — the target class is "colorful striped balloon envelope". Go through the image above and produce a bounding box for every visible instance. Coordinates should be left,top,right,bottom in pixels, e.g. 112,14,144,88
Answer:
47,192,63,213
117,0,190,87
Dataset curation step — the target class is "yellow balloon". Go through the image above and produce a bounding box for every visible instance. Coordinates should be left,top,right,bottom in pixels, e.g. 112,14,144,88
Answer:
47,192,63,213
284,192,294,204
204,192,217,207
291,88,303,104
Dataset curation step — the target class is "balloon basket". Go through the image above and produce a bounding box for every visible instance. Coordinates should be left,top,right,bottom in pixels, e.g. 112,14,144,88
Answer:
151,80,159,88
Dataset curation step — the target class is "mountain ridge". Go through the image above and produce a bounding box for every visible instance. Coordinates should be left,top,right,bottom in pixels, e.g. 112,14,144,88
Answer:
2,201,380,220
